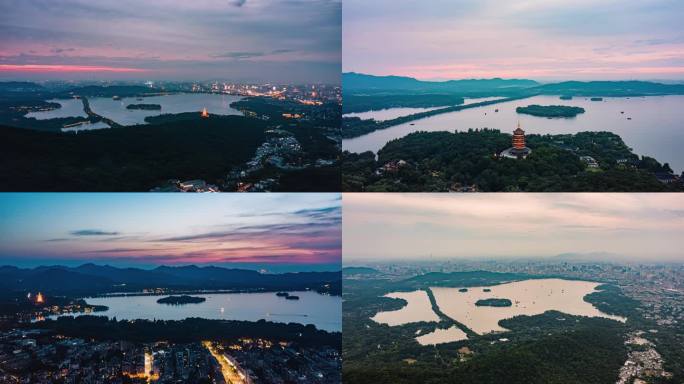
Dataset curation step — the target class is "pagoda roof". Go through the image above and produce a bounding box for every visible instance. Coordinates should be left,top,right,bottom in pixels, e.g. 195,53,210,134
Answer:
513,127,525,134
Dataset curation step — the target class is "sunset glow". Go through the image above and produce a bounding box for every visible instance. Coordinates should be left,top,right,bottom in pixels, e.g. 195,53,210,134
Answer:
344,0,684,81
0,194,341,269
0,64,148,73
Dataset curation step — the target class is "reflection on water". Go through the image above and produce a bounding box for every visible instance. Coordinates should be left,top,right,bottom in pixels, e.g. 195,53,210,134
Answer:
52,291,341,332
88,93,244,126
343,95,684,172
25,98,87,119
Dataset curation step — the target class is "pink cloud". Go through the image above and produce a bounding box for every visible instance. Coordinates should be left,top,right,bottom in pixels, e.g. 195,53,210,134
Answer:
0,64,148,73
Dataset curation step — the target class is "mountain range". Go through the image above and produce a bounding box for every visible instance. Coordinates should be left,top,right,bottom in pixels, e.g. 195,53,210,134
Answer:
0,264,341,296
343,72,684,96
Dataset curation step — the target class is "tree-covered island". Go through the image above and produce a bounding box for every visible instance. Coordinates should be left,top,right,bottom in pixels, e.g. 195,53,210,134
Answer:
156,295,206,305
126,103,162,110
475,298,513,307
516,104,585,118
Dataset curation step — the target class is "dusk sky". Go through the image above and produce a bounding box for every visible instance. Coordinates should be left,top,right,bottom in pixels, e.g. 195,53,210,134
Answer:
0,0,341,83
344,194,684,262
343,0,684,81
0,194,341,270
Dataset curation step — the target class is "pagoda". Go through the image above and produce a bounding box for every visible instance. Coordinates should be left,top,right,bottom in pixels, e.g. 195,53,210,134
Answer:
201,107,209,118
500,122,532,159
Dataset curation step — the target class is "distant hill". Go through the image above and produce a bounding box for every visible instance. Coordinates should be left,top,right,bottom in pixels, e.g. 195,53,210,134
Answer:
344,73,684,97
553,252,627,262
0,264,341,296
343,72,539,94
532,81,684,96
0,81,44,92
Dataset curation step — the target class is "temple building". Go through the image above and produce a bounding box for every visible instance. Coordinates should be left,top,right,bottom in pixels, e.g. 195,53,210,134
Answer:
500,122,532,159
201,108,209,118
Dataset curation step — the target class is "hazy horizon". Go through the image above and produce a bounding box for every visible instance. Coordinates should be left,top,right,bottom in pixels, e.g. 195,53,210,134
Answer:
344,0,684,81
343,71,684,84
0,0,341,84
343,194,684,263
0,193,342,270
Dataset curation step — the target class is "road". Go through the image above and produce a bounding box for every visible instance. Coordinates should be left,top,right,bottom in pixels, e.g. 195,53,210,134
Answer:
79,96,124,128
202,341,247,384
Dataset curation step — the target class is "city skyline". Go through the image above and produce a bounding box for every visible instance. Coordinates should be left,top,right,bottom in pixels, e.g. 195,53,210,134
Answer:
343,0,684,81
0,0,341,83
0,193,341,270
343,193,684,262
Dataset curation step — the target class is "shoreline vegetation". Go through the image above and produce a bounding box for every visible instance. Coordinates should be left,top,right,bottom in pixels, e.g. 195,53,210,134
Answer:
343,96,526,138
156,295,206,305
342,130,682,192
126,103,162,110
30,316,341,348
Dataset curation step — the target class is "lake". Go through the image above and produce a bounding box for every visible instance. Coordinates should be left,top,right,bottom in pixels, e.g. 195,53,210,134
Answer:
371,290,440,326
57,291,341,332
371,279,626,344
343,95,684,172
25,98,87,119
431,279,626,335
416,326,468,345
88,93,244,126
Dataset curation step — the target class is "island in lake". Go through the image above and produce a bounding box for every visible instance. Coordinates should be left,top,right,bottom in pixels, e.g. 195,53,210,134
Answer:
475,298,513,307
156,295,206,305
516,104,585,118
126,103,162,110
275,292,300,300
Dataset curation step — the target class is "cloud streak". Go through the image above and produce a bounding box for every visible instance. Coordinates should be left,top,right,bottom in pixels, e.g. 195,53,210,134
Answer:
0,193,342,267
343,0,684,80
343,194,684,262
0,0,341,82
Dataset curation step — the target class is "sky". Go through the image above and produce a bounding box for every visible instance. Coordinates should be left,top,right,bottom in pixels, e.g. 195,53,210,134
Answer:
343,0,684,81
0,193,341,271
0,0,341,83
343,194,684,263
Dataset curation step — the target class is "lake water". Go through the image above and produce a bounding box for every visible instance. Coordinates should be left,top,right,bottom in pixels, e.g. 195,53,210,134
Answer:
25,98,87,119
371,279,626,344
371,290,440,326
431,279,626,335
342,97,505,121
58,291,341,332
343,95,684,172
415,326,468,345
88,93,244,126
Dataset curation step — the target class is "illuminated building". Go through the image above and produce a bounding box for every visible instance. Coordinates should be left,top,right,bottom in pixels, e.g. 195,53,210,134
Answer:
499,122,532,159
36,292,44,304
201,108,209,118
512,123,526,149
